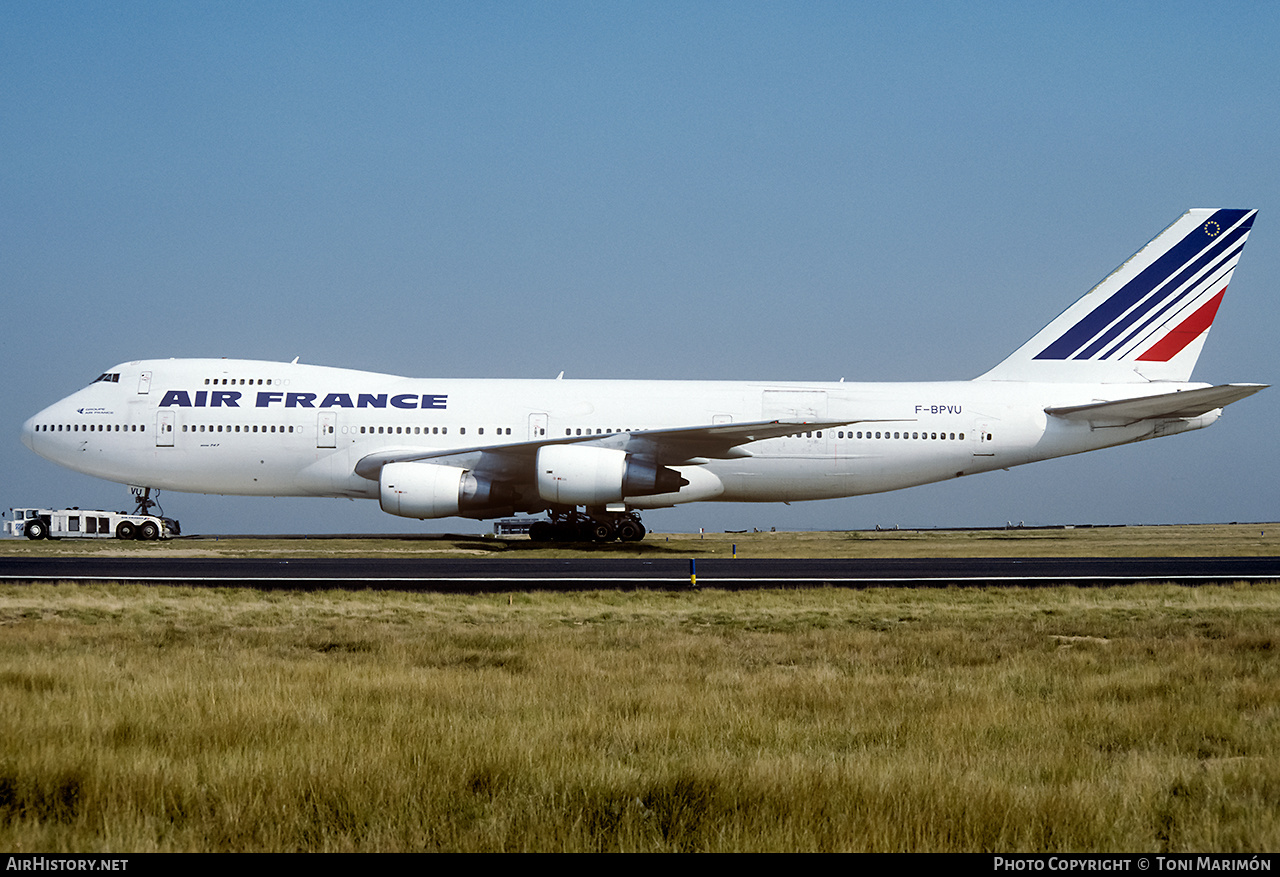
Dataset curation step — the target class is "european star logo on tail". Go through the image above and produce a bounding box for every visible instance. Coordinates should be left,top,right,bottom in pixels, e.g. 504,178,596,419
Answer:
978,209,1257,383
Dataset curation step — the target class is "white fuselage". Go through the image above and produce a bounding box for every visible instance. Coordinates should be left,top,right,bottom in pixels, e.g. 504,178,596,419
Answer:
20,211,1260,529
21,358,1216,513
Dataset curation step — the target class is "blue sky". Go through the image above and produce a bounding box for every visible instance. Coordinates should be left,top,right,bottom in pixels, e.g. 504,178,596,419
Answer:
4,2,1277,535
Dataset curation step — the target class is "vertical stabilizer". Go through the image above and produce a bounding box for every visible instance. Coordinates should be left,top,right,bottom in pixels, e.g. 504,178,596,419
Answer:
977,209,1256,383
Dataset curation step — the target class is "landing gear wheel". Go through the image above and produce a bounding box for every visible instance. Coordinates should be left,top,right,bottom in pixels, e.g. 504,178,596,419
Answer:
615,518,645,542
115,521,135,540
591,521,614,543
25,520,47,540
529,521,553,543
138,521,160,541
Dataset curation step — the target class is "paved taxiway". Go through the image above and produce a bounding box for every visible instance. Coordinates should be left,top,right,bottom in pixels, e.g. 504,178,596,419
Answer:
2,556,1278,591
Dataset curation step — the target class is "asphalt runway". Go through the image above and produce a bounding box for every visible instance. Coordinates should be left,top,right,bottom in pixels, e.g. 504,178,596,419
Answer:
2,556,1278,591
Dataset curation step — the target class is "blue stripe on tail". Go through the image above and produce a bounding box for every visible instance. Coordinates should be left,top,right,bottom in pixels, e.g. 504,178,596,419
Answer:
1033,209,1254,361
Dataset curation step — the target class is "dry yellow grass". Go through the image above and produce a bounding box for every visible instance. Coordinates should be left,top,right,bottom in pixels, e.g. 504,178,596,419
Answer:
1,582,1277,851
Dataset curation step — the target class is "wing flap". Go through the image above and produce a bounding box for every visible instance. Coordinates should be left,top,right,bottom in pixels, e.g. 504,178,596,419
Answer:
1045,383,1267,425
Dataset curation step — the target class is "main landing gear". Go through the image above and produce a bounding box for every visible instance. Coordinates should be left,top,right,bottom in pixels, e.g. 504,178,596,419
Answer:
528,510,647,543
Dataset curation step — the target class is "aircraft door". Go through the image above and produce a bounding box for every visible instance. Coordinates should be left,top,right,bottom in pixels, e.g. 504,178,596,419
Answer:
137,371,152,394
972,422,994,457
529,413,548,441
318,412,337,448
155,411,175,447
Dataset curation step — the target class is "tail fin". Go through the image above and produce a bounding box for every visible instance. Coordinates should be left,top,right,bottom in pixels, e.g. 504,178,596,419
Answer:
977,208,1257,383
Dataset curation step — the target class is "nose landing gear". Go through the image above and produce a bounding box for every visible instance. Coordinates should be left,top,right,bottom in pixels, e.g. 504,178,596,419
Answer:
132,486,157,517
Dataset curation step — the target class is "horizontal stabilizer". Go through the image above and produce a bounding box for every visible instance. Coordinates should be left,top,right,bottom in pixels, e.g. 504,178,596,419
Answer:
1045,383,1267,426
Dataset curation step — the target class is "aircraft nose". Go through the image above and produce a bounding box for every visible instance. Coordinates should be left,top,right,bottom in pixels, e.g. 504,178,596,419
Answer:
21,414,35,451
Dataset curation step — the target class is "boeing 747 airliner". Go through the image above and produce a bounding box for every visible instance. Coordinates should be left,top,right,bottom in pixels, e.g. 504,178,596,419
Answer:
20,209,1266,541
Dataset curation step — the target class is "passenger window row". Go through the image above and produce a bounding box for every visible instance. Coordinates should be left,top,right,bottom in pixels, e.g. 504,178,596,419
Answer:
204,377,274,385
34,423,144,433
183,424,294,434
564,428,640,436
36,422,522,438
836,430,969,440
355,426,515,436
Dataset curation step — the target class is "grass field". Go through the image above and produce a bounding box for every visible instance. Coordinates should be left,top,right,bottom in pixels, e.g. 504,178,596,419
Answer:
1,572,1278,851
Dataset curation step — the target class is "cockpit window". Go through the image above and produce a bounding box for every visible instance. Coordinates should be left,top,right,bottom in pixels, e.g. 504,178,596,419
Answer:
93,373,120,384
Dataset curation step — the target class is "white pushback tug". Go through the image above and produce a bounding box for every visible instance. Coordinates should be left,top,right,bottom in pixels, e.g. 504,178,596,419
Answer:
5,489,179,540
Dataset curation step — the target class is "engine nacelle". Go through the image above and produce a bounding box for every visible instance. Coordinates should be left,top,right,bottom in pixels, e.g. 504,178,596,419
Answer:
536,445,686,506
380,462,475,519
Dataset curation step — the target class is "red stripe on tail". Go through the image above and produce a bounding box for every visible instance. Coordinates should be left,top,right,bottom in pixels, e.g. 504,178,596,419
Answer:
1136,289,1226,362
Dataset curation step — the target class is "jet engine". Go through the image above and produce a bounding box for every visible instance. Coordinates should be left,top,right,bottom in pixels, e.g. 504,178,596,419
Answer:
536,445,686,506
379,462,510,519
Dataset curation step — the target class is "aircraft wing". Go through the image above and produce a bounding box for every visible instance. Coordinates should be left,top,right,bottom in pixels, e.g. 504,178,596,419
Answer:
618,419,864,464
1044,383,1267,426
353,418,873,481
